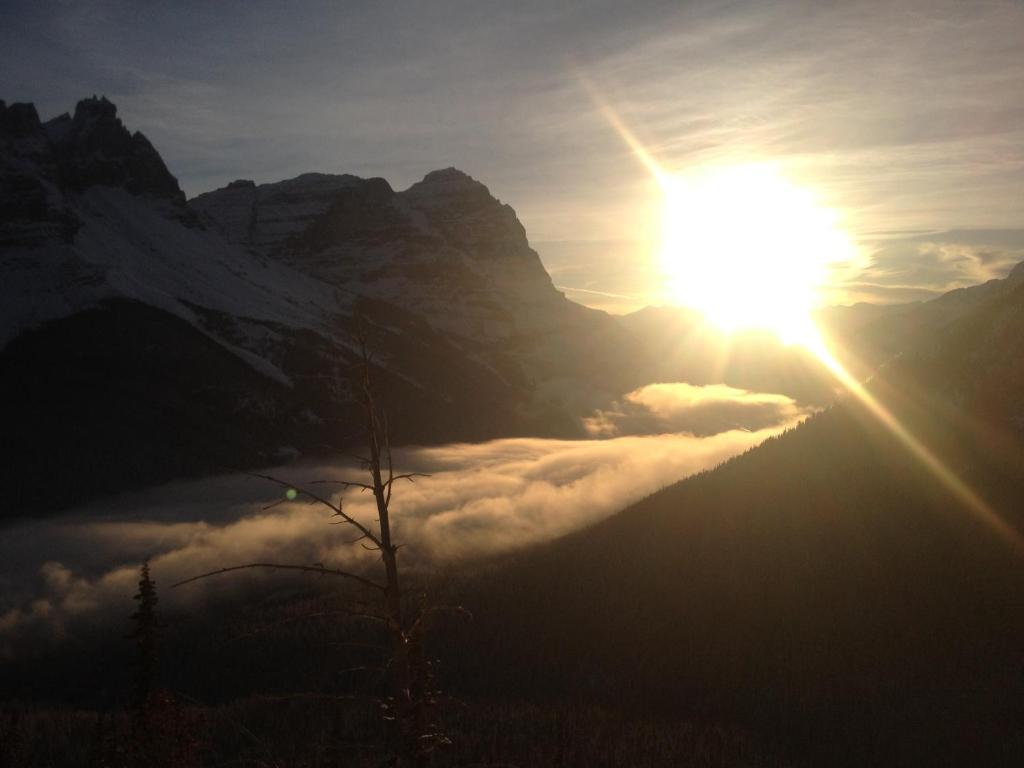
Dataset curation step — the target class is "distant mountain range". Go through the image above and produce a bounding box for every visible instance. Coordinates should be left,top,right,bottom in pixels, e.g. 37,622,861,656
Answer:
2,95,1021,517
620,259,1024,401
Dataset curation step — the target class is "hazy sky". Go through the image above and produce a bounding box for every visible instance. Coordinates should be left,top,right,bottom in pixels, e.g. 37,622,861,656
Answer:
4,0,1024,310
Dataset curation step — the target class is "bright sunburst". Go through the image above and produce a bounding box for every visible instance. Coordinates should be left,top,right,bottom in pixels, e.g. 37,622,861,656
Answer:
659,164,855,345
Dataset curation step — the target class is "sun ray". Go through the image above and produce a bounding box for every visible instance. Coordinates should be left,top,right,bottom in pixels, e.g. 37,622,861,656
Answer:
577,72,853,346
581,82,1024,556
805,331,1024,556
574,70,668,185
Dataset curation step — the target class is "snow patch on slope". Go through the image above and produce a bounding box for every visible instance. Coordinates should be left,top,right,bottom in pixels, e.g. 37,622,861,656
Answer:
1,187,351,367
191,173,363,255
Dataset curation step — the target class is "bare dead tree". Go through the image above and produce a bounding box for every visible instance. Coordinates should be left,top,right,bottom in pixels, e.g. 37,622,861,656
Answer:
174,318,458,767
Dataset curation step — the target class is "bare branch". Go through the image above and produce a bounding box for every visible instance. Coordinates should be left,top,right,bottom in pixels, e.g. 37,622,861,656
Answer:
311,478,374,491
384,408,395,508
342,532,372,544
248,472,382,548
171,563,385,592
385,472,431,486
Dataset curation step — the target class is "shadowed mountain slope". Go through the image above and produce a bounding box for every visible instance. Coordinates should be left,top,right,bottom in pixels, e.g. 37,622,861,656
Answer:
447,269,1024,766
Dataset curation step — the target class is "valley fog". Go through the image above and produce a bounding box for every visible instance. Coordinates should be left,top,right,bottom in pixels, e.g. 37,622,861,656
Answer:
0,384,810,653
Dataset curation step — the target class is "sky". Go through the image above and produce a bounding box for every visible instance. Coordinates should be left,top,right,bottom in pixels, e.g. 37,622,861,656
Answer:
3,0,1024,311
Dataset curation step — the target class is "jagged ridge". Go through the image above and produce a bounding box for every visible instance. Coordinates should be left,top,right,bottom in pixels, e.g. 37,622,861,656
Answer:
0,96,653,514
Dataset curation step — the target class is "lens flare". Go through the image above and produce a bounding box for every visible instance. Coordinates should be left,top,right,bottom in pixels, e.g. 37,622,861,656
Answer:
580,75,1022,556
659,165,855,345
804,332,1024,555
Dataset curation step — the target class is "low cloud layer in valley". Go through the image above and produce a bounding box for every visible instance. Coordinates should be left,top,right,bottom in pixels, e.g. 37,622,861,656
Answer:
584,382,814,437
0,383,811,653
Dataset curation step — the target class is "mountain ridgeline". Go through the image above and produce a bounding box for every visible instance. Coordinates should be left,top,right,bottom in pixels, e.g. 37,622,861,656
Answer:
1,97,648,515
3,95,1022,518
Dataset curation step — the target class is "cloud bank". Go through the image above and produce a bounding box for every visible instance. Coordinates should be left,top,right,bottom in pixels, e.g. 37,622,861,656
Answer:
0,389,808,652
584,382,814,437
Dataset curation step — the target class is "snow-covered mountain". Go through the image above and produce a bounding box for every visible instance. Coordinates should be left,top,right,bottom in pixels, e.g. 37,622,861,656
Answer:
0,97,347,364
0,96,647,515
6,95,1019,517
190,166,645,390
191,168,559,340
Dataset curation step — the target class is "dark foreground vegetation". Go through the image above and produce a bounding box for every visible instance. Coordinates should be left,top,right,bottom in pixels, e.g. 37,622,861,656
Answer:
444,406,1024,767
4,372,1021,766
0,698,787,768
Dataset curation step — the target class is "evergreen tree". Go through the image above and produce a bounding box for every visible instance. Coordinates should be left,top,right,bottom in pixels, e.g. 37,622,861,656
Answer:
126,560,159,714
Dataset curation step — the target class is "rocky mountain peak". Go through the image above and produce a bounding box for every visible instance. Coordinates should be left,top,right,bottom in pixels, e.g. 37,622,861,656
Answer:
1,101,73,245
1,95,185,206
0,101,42,138
191,164,559,340
413,166,481,186
71,95,117,126
190,172,369,253
397,167,532,268
402,167,491,205
53,96,184,203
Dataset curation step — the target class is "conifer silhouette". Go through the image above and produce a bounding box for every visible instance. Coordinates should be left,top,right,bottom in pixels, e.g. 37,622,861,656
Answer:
126,560,159,714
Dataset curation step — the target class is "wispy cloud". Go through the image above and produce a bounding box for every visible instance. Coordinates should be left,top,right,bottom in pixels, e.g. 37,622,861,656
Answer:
836,229,1024,303
3,1,1022,302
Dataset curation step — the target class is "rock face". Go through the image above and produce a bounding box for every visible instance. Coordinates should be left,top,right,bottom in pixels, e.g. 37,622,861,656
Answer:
192,167,566,342
191,173,363,254
52,96,185,202
1,100,76,246
0,96,650,515
0,97,185,247
192,165,650,400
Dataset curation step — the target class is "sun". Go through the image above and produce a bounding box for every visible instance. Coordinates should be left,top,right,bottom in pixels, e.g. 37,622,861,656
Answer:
659,164,854,346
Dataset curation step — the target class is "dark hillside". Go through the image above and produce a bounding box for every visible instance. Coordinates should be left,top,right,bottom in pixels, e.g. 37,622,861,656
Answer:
446,279,1024,766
